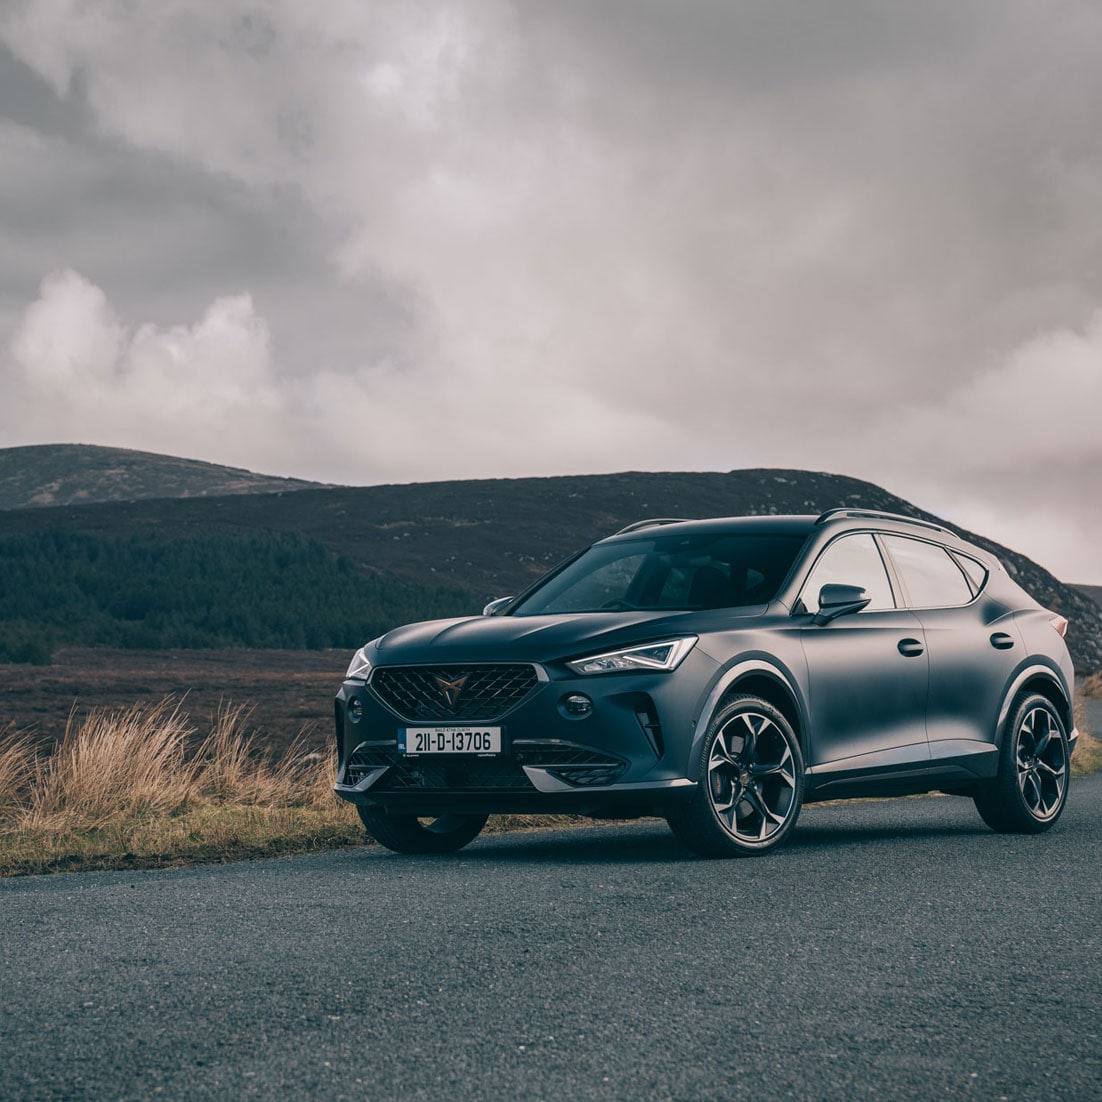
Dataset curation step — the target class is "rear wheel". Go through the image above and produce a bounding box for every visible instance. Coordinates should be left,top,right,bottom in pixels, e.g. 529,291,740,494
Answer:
974,693,1069,834
358,808,488,854
667,695,804,857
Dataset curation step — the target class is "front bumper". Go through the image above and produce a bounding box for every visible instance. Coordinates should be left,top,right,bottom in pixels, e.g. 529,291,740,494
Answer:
333,657,711,816
333,768,696,817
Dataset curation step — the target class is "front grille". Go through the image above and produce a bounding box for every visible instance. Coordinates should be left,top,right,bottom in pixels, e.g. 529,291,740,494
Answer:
345,745,534,791
370,664,541,722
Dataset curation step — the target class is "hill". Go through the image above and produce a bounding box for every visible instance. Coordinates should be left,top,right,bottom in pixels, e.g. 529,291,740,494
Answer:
1076,584,1102,611
0,444,324,509
1,464,1099,672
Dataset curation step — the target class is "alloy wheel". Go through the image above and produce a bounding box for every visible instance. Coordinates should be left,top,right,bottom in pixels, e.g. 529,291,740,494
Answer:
1014,706,1067,821
707,710,799,843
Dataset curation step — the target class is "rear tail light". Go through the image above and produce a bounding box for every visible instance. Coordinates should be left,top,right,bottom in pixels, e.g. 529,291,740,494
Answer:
1049,614,1069,638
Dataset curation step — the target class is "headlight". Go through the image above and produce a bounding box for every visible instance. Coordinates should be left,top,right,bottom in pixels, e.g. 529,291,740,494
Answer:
345,645,373,680
565,636,697,676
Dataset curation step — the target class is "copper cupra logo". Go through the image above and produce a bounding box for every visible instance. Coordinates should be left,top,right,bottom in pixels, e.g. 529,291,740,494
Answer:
435,674,469,710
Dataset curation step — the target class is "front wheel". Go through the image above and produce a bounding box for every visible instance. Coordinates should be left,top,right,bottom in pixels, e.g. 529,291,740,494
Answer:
358,807,488,854
667,695,805,857
973,693,1069,834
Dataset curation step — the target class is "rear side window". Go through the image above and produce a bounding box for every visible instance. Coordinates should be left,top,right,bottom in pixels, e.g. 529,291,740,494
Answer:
799,533,896,613
881,535,974,608
951,552,989,595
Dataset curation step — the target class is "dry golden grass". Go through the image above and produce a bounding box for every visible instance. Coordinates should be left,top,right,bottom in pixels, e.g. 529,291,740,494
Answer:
0,700,363,877
0,724,37,815
1082,671,1102,699
25,701,197,832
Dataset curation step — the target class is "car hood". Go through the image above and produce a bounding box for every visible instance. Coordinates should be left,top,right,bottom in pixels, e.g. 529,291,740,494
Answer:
372,607,768,666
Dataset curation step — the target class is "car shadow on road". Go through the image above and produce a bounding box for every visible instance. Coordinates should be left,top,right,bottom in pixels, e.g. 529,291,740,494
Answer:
431,823,686,865
351,814,997,867
785,819,993,854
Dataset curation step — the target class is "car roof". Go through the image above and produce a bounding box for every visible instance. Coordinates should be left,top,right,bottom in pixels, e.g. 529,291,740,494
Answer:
600,515,819,543
600,509,979,552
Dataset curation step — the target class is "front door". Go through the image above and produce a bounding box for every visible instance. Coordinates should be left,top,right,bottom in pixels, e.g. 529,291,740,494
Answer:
795,533,930,785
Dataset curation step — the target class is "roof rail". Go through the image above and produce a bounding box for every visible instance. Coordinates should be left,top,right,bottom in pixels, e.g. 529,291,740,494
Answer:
613,517,688,536
814,508,951,535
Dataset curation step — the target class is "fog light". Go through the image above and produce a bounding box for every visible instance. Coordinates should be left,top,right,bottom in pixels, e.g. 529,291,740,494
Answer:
562,693,593,717
348,698,364,723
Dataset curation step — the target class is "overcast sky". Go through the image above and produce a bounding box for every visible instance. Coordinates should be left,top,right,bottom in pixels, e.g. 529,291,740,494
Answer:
1,1,1100,581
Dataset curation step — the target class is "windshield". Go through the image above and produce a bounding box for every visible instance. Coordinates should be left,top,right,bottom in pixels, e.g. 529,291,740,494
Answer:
511,532,807,616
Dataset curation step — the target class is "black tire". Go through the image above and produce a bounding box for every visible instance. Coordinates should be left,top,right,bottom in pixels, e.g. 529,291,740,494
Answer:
974,692,1069,834
358,807,489,854
667,695,805,858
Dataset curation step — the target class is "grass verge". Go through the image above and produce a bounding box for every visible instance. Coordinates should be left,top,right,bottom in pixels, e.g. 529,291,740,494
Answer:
0,701,365,877
1072,698,1102,776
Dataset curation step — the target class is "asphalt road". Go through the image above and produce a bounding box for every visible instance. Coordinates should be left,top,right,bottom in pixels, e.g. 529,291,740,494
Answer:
3,778,1100,1102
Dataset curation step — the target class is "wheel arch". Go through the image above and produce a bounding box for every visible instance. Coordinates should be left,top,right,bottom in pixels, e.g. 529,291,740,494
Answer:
995,664,1072,746
720,673,804,749
688,658,806,781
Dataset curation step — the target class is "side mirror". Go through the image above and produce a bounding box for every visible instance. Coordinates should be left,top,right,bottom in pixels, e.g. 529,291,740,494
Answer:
812,583,871,626
482,596,514,617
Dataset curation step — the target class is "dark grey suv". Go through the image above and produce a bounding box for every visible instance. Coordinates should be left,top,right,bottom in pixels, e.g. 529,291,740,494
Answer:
334,509,1077,857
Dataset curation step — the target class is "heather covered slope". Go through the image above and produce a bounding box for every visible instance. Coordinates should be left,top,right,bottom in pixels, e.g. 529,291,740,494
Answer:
1076,585,1102,611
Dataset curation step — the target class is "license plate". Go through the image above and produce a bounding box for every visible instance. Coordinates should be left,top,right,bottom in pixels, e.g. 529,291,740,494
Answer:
398,727,503,755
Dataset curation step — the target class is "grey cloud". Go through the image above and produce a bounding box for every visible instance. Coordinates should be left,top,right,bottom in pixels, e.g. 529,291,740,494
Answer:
0,42,424,376
520,0,989,109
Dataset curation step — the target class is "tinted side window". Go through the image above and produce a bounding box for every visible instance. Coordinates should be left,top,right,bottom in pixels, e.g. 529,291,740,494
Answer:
799,534,895,613
882,535,973,608
952,552,988,595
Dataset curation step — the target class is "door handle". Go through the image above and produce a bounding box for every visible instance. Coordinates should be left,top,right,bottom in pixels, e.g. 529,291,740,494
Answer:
897,638,924,657
990,632,1015,650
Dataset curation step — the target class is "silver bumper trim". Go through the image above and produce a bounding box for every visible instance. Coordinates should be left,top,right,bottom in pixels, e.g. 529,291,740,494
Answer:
521,768,694,795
